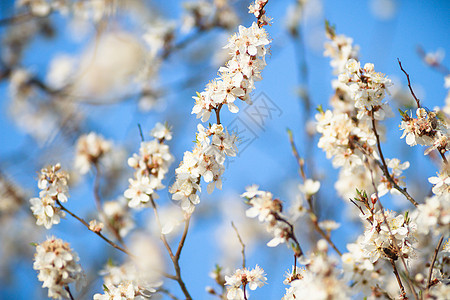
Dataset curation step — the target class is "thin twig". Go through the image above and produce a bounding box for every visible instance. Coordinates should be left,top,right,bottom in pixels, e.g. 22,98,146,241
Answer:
288,129,342,256
438,151,448,165
93,164,103,213
175,216,191,261
231,222,246,269
307,208,342,256
276,216,303,258
57,200,133,257
138,124,145,142
0,12,33,27
397,59,420,108
243,283,248,300
291,24,316,179
371,114,418,207
162,29,207,59
149,196,192,300
214,104,223,125
427,235,444,290
287,128,306,180
390,259,407,299
93,164,126,246
65,286,75,300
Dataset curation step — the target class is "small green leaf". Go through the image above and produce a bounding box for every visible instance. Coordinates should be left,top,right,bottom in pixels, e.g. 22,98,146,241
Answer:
316,104,324,113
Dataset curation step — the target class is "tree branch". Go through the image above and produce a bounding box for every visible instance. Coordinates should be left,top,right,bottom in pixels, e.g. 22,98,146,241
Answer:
397,59,420,108
427,235,444,290
231,221,246,269
371,114,418,207
149,196,192,300
57,200,133,257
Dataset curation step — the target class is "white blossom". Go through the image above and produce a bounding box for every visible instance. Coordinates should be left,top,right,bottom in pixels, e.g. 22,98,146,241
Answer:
125,123,174,208
225,265,266,300
33,237,85,299
413,194,450,235
299,179,321,196
428,172,450,195
30,164,70,229
74,132,112,174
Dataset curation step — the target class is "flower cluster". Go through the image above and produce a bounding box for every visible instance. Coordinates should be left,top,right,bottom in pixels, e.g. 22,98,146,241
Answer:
124,123,174,208
413,193,450,235
242,185,295,248
170,3,271,214
33,237,85,299
428,170,450,195
93,281,146,300
248,0,271,27
95,262,161,300
191,23,270,122
95,235,163,299
339,59,393,114
400,107,450,155
324,25,360,75
30,163,69,229
283,241,350,300
170,124,237,213
74,132,112,174
360,209,417,263
225,265,267,300
341,235,387,296
316,109,367,170
316,28,404,200
298,178,321,197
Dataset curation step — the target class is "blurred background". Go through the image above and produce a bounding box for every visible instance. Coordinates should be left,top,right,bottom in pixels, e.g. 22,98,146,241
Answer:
0,0,449,298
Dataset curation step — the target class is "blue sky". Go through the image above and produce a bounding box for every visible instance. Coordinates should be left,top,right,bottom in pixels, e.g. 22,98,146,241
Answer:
0,0,449,299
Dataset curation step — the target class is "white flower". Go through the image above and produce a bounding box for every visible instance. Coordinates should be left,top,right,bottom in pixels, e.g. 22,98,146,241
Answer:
400,108,442,148
267,225,290,247
244,190,277,222
88,220,104,233
30,164,70,229
225,265,267,299
299,179,321,196
324,32,359,75
318,220,341,232
413,194,450,235
150,122,172,141
386,158,409,176
33,237,85,299
30,195,65,229
282,251,350,300
74,132,112,174
340,59,392,111
124,176,154,208
428,172,450,195
37,163,70,203
93,282,140,300
360,209,417,263
345,58,360,73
